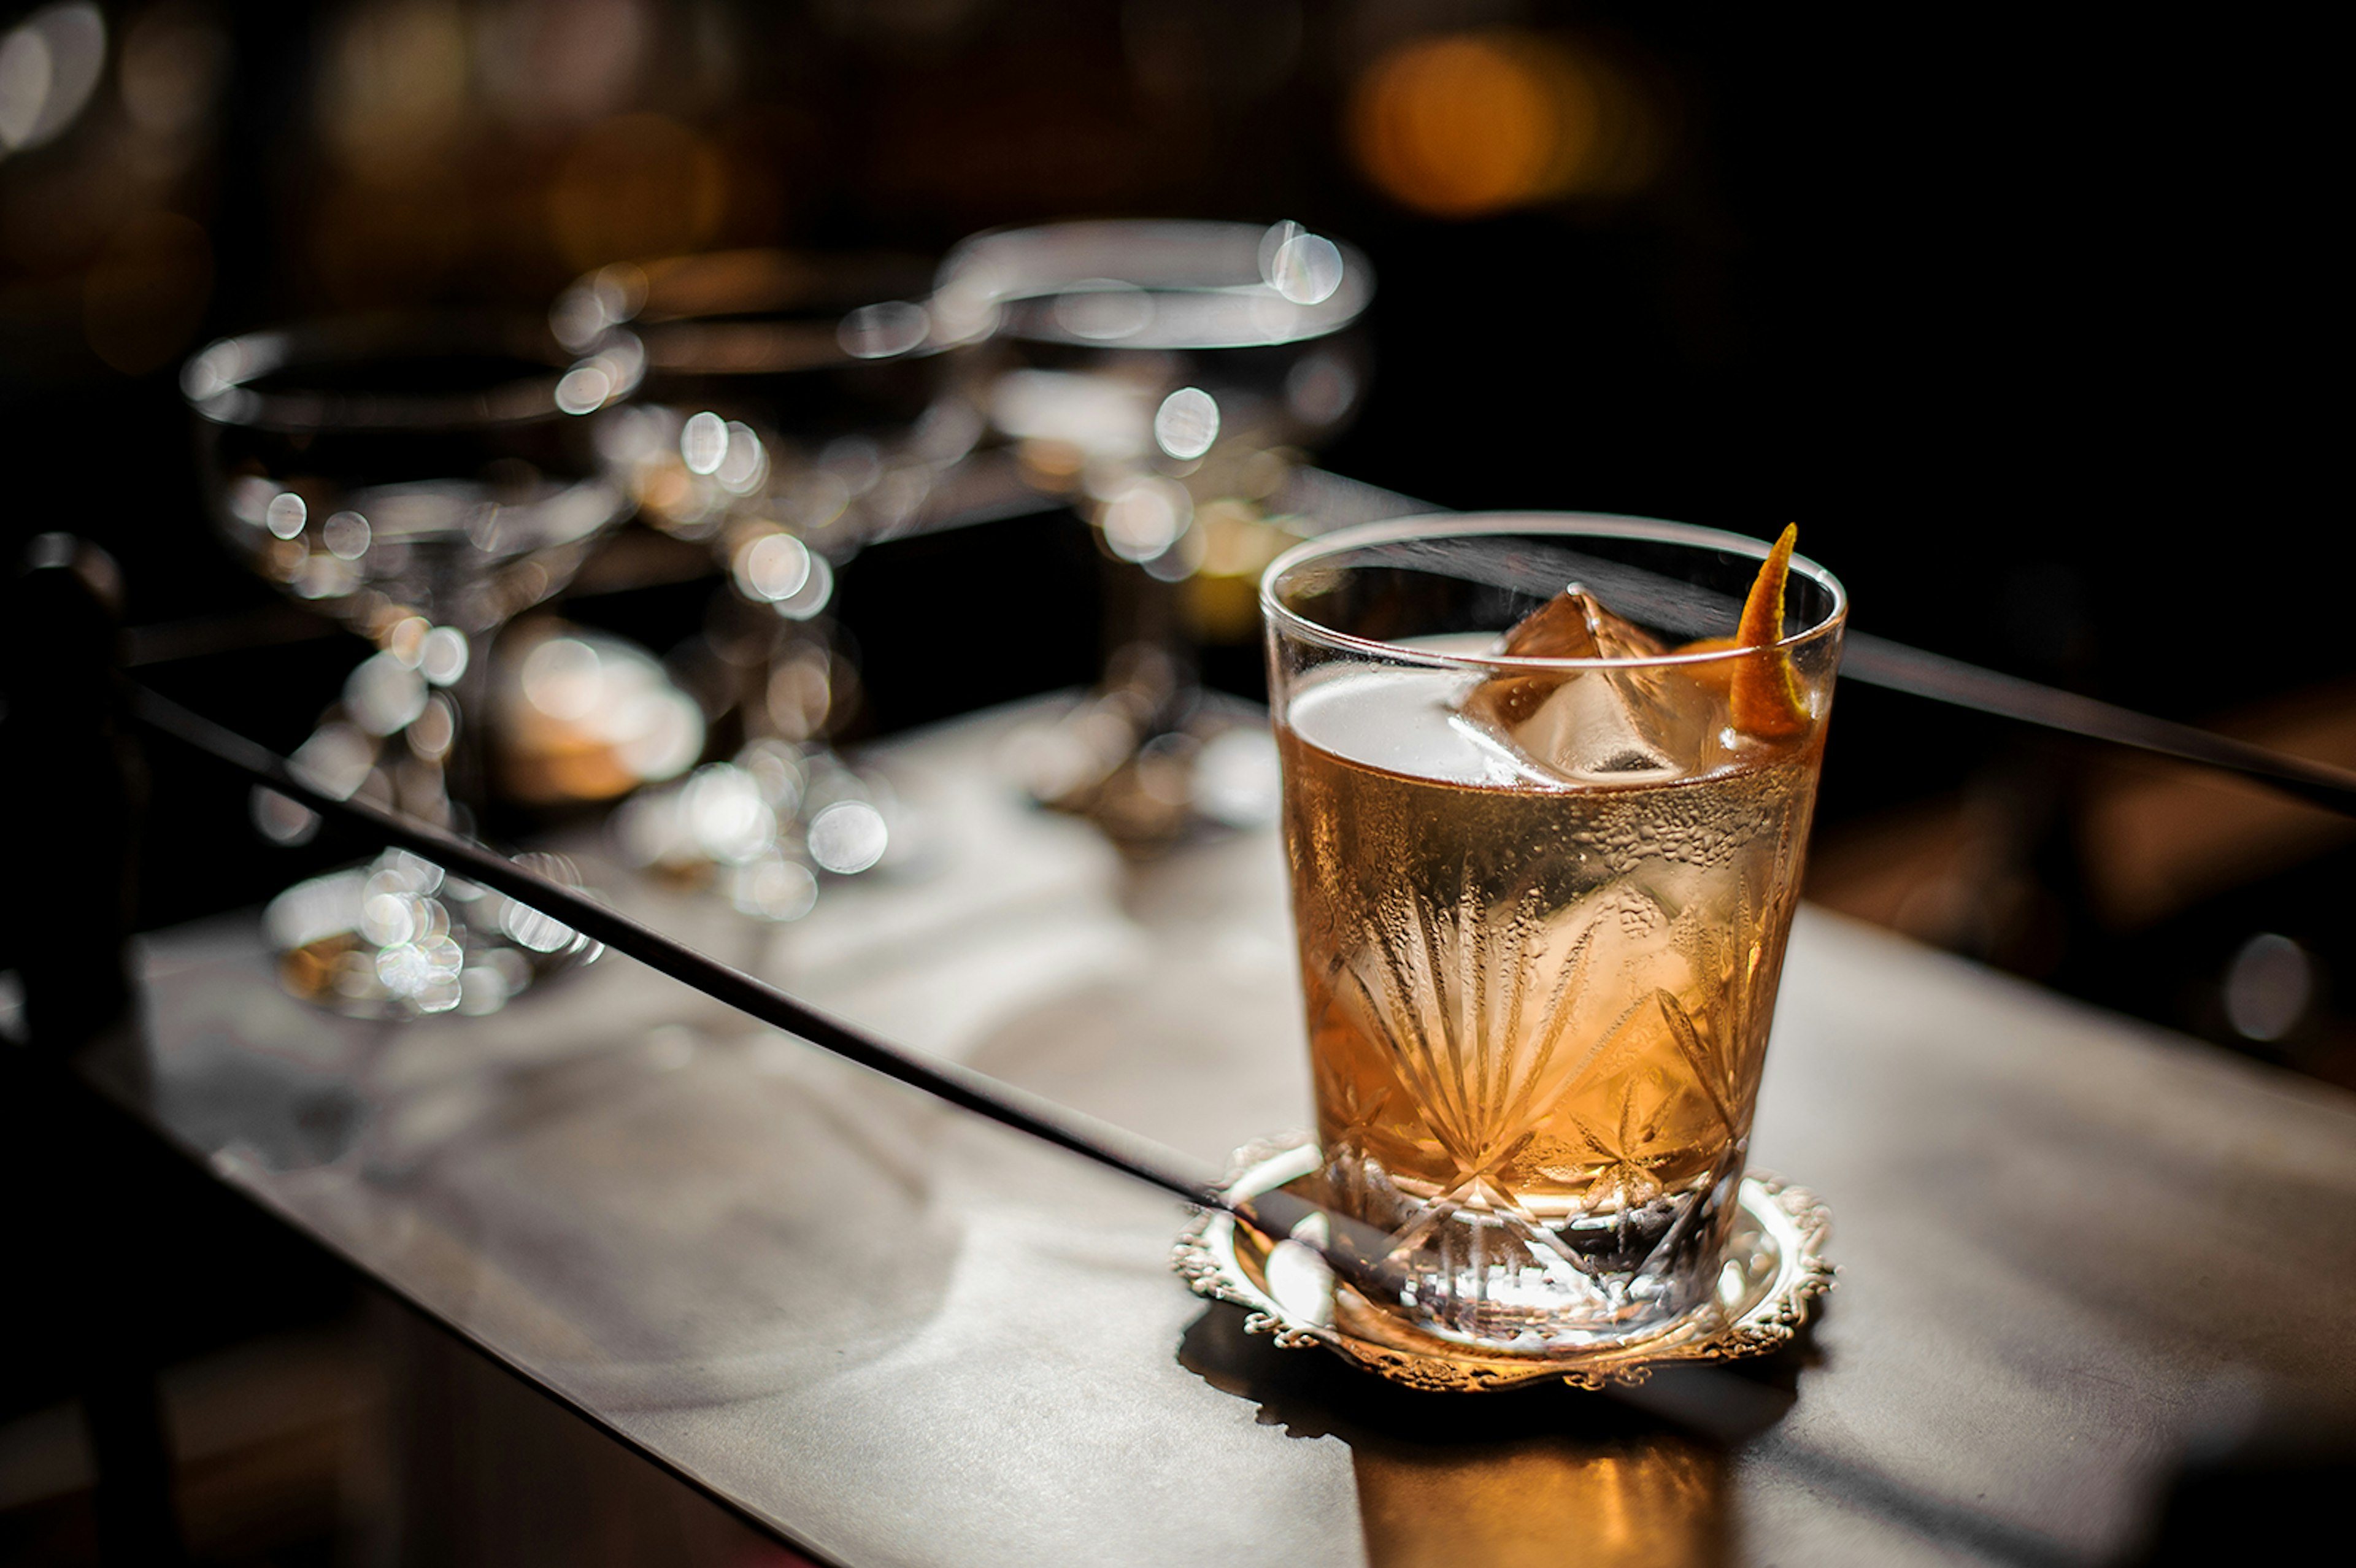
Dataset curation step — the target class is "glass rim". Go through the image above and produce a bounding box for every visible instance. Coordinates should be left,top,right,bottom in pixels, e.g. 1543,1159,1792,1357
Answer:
1260,512,1849,672
182,313,644,433
930,218,1375,350
554,249,952,369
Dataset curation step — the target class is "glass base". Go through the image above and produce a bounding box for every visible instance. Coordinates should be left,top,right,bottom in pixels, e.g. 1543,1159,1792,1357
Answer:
263,849,600,1019
1173,1136,1836,1391
1331,1150,1746,1350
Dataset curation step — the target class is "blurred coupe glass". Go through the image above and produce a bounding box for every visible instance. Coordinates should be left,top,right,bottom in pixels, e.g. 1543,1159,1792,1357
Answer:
931,218,1373,847
552,250,963,917
183,315,642,1015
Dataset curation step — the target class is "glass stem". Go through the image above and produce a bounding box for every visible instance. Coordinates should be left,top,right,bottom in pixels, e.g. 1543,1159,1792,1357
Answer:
437,628,498,838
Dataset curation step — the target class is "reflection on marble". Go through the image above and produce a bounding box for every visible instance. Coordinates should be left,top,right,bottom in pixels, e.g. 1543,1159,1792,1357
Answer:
1352,1437,1725,1568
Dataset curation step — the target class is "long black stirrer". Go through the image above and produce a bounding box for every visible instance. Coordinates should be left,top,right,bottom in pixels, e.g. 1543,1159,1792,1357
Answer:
1837,632,2356,815
1279,471,2356,814
128,683,1395,1286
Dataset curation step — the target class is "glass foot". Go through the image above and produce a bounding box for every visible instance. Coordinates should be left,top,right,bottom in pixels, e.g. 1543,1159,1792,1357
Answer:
1174,1134,1836,1391
263,848,601,1019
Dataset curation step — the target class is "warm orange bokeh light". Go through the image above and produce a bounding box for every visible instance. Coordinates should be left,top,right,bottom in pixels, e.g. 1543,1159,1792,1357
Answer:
1349,31,1658,218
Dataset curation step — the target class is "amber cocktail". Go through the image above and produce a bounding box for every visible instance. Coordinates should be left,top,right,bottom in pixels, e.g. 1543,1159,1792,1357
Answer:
1263,516,1846,1351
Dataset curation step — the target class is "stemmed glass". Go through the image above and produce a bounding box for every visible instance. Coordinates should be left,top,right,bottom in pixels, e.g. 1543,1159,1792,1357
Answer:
182,315,643,1015
929,219,1374,846
550,250,967,919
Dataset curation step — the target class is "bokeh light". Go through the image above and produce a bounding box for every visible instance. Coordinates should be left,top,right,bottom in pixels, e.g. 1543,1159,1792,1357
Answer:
1349,31,1660,218
680,409,730,475
477,0,649,126
806,799,888,875
733,531,812,604
0,3,106,156
418,625,470,686
266,492,308,540
837,299,929,359
1258,221,1343,305
318,0,471,176
734,855,818,922
765,648,834,739
1098,475,1191,563
1152,386,1220,461
346,651,431,736
2223,933,2313,1043
119,2,227,142
501,624,705,802
259,845,588,1021
323,510,372,559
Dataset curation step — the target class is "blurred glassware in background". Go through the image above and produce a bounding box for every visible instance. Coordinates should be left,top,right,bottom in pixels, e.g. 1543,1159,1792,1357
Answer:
552,249,956,915
493,618,706,807
265,846,603,1020
931,218,1371,848
183,314,647,1015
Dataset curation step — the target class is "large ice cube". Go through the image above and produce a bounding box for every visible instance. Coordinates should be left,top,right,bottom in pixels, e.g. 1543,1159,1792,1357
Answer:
1461,586,1722,784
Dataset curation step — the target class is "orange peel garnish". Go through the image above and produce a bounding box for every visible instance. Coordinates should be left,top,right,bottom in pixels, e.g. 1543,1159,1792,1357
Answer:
1679,523,1809,738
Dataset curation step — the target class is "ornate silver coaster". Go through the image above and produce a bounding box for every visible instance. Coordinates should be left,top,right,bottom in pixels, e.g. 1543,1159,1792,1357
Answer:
1173,1134,1835,1393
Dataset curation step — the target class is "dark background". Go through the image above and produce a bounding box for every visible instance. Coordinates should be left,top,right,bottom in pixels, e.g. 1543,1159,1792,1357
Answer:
0,5,2348,1561
2,5,2347,1088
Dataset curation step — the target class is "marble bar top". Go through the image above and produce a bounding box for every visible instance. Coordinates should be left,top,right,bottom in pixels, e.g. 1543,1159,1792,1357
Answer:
90,698,2356,1567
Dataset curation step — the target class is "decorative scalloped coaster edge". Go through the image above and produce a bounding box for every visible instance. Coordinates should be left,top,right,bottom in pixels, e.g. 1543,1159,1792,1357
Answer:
1172,1133,1835,1393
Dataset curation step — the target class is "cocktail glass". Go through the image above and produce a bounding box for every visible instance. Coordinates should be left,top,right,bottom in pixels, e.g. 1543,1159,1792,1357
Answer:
932,219,1374,845
1261,515,1846,1351
551,251,960,916
182,315,641,1014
